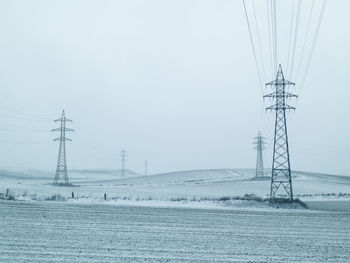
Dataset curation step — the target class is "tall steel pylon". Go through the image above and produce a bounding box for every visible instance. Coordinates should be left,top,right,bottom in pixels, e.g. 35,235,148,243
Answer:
264,65,297,200
120,149,127,177
52,110,74,185
254,131,266,178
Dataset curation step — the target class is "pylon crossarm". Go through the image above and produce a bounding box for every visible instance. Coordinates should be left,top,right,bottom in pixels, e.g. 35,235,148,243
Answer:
263,92,277,98
283,105,296,110
266,105,278,110
53,137,72,141
265,80,295,87
54,117,73,122
284,92,298,98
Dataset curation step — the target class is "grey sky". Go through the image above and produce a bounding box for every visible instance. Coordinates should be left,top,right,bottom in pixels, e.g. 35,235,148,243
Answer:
0,0,349,175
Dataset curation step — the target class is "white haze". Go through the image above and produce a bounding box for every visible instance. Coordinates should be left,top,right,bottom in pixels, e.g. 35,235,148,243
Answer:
0,0,349,176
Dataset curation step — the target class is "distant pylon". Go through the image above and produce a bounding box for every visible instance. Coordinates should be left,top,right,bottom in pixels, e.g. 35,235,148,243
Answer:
254,131,266,178
52,110,74,185
144,160,148,176
120,149,127,177
264,65,297,200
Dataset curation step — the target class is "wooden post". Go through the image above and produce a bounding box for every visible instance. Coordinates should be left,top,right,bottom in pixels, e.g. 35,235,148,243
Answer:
72,192,74,199
104,193,107,200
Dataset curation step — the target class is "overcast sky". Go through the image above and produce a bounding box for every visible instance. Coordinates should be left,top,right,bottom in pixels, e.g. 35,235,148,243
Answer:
0,0,349,176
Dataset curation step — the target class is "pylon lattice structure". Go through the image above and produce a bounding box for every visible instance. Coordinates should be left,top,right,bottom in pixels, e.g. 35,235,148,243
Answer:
52,110,74,185
264,65,297,200
254,131,266,178
144,160,148,176
120,149,127,177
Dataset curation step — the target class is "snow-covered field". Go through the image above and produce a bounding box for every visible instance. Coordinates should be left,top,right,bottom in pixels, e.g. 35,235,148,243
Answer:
0,200,349,262
1,169,349,262
1,168,349,210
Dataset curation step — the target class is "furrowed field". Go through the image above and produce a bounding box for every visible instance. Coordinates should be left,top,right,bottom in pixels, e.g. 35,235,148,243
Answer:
0,200,349,263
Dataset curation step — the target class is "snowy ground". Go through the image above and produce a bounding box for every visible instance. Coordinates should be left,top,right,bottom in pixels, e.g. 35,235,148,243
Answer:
0,200,349,262
1,169,349,262
0,168,349,211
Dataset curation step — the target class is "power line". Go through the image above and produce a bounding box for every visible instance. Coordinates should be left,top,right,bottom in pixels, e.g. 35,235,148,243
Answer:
272,0,277,72
266,0,274,79
252,0,267,82
299,0,327,94
0,140,51,144
286,0,296,75
0,128,48,133
243,0,264,95
0,121,49,132
289,0,302,80
295,0,315,82
0,105,51,122
0,111,51,123
74,142,104,163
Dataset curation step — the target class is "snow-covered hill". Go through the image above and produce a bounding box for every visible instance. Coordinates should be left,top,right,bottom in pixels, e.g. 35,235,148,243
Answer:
1,168,349,210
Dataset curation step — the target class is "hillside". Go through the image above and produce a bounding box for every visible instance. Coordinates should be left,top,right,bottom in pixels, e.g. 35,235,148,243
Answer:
1,168,349,210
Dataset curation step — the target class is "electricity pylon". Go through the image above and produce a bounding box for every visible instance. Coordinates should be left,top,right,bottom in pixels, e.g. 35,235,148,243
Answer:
254,131,266,178
120,149,127,177
264,65,297,200
52,110,74,185
144,160,148,176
